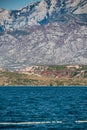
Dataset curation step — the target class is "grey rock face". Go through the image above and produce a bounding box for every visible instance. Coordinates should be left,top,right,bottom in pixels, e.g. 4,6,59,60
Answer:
0,0,87,70
0,0,87,30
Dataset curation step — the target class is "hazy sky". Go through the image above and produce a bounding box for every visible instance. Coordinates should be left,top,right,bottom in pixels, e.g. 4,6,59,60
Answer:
0,0,41,10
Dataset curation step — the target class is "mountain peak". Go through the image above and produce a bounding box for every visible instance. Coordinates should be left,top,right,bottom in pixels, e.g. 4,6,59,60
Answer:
0,0,87,69
0,0,87,31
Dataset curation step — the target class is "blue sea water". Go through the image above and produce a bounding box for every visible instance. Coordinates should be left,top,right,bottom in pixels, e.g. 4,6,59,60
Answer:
0,86,87,130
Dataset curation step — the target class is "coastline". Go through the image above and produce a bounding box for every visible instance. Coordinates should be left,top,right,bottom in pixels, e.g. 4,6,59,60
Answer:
0,65,87,86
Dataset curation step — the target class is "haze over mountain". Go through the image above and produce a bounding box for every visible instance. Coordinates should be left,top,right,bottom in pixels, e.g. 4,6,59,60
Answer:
0,0,87,70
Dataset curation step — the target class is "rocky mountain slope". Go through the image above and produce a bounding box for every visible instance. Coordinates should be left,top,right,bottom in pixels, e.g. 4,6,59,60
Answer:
0,0,87,70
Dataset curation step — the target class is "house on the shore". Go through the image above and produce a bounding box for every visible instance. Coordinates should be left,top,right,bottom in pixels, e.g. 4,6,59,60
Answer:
66,65,81,69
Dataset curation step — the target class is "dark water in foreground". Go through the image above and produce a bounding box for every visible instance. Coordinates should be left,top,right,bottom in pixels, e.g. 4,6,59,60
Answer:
0,86,87,130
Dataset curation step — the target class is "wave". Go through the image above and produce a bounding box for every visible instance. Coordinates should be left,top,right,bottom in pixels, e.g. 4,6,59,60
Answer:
0,121,62,125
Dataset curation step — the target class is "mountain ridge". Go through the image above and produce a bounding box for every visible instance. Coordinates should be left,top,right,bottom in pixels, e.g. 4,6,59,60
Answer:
0,0,87,31
0,0,87,70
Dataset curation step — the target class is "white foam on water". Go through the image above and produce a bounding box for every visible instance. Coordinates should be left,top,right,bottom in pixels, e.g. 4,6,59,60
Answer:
75,120,87,123
1,120,87,125
0,121,62,125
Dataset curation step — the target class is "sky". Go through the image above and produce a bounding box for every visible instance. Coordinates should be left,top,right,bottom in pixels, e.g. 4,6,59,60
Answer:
0,0,41,10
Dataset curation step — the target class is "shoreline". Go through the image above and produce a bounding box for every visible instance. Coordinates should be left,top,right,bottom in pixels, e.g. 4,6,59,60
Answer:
0,65,87,86
0,85,87,87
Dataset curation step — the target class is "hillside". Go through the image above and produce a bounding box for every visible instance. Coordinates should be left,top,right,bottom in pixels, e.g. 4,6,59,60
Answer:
0,0,87,70
0,65,87,86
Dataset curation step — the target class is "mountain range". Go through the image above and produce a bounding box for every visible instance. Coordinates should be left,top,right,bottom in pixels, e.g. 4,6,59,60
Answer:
0,0,87,70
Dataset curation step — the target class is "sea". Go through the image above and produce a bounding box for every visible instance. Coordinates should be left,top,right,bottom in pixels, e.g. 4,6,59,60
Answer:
0,86,87,130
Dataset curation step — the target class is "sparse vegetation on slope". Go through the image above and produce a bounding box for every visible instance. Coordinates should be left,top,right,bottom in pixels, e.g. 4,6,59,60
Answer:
0,65,87,86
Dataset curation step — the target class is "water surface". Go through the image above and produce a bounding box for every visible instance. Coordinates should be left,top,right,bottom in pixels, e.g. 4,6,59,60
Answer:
0,86,87,130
